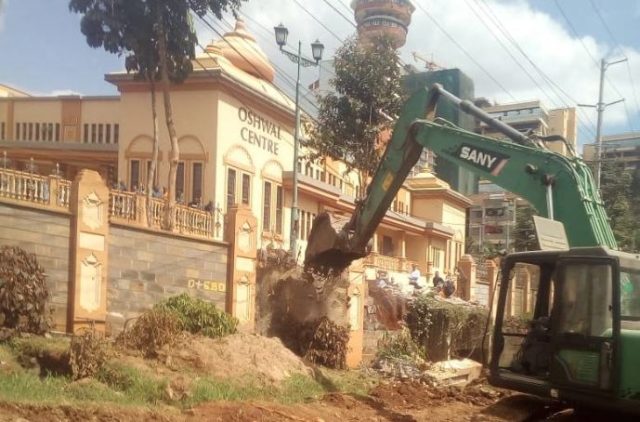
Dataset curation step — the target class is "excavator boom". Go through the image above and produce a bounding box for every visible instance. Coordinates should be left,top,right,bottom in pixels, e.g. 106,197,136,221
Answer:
305,84,616,271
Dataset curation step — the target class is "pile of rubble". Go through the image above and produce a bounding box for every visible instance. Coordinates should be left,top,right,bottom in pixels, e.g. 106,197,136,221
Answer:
371,355,483,388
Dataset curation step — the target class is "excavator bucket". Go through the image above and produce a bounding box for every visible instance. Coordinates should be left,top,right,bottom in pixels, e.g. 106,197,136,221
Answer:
304,212,368,271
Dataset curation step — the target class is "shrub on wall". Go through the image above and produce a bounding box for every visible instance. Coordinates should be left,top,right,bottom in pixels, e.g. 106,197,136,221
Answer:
155,293,238,338
0,246,50,334
70,330,111,380
405,293,487,362
118,307,183,357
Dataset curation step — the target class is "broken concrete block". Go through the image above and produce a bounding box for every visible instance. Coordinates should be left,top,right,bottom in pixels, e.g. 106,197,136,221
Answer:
422,358,482,387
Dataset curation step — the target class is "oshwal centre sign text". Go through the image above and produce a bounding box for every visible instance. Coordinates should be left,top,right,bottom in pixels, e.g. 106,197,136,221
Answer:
238,107,282,156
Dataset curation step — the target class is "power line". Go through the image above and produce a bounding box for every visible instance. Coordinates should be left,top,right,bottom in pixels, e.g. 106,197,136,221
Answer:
216,15,321,113
474,0,598,137
464,0,597,141
413,1,517,101
291,0,344,43
553,0,598,66
321,0,357,28
625,60,640,131
197,14,319,120
334,0,356,18
553,0,635,134
585,0,636,132
463,0,559,108
588,0,621,49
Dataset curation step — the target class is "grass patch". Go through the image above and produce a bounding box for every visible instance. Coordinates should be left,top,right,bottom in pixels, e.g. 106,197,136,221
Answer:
9,336,70,358
185,377,268,407
0,335,379,410
277,373,325,404
0,372,68,403
316,369,378,398
0,344,21,373
97,361,167,405
0,363,165,407
181,370,378,408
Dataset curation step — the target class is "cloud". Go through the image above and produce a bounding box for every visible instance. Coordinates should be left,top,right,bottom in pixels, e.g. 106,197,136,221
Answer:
196,0,640,143
0,0,6,31
48,89,83,97
401,0,640,140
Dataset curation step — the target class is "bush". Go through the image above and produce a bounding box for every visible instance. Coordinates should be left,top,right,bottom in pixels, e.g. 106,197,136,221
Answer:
69,330,110,380
302,317,349,369
376,328,423,360
155,293,238,338
406,293,488,361
118,308,182,357
0,246,49,333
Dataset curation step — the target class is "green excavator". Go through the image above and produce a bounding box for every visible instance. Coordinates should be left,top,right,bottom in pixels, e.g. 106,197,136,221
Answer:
304,84,640,415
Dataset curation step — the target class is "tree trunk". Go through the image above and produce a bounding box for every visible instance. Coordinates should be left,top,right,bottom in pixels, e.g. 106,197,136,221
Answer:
146,75,159,227
157,20,180,230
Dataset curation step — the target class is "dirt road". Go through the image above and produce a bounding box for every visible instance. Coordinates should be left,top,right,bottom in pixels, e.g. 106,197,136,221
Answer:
0,380,630,422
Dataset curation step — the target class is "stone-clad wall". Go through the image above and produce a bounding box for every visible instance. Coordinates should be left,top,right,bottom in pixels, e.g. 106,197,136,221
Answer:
106,225,229,334
0,203,71,331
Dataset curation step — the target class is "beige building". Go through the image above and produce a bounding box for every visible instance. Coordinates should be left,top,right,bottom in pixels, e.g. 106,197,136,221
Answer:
0,19,470,278
583,132,640,171
477,100,577,155
0,21,474,333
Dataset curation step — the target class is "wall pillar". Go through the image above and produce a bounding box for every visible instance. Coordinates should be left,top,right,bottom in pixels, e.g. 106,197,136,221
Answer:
226,204,258,331
346,269,365,368
6,100,14,140
68,170,110,333
457,254,476,301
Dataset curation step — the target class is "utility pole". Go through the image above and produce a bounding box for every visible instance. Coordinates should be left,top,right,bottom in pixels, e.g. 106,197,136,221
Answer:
579,57,627,189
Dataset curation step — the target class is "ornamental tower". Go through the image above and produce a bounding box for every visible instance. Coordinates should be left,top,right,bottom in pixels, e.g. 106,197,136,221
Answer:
351,0,415,49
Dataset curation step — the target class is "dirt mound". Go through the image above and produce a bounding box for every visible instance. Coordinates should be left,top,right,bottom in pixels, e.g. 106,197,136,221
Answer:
371,379,508,409
165,333,311,382
0,402,173,422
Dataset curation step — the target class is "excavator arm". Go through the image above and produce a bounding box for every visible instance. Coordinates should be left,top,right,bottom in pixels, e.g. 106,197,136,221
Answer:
304,84,616,271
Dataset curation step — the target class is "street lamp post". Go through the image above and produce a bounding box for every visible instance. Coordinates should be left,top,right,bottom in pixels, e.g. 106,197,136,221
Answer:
274,23,324,258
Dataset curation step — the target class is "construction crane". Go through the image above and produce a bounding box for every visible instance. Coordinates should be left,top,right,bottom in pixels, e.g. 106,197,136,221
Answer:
412,51,444,71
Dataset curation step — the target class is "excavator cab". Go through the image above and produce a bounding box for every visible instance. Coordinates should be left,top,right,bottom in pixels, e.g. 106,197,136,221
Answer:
490,247,640,414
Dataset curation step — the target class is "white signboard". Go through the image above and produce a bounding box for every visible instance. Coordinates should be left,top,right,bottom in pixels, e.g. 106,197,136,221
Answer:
533,216,569,251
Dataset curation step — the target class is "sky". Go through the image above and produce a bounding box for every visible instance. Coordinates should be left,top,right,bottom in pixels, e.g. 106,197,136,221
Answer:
1,0,639,149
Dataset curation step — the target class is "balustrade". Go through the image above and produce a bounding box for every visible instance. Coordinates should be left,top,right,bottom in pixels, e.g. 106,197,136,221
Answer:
175,206,214,238
0,168,69,209
108,190,137,221
363,252,421,274
57,179,71,207
0,168,234,242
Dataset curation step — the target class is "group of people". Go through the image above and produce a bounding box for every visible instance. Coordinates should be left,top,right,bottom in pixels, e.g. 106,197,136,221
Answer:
112,181,215,212
408,265,456,298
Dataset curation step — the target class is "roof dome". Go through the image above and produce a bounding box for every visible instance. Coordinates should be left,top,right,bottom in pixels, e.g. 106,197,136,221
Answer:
204,19,275,83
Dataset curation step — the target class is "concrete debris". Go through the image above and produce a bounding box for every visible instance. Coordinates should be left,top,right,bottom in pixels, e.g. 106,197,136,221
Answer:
372,356,482,388
423,358,483,387
371,355,426,380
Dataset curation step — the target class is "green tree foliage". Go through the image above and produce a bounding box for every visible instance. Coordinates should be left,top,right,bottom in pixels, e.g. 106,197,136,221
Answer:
514,203,538,252
155,293,238,338
599,160,635,251
307,36,405,190
630,168,640,250
69,0,244,227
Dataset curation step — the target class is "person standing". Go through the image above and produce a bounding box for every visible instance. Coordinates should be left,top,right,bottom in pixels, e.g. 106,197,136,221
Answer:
443,274,456,298
432,271,444,288
409,264,424,290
